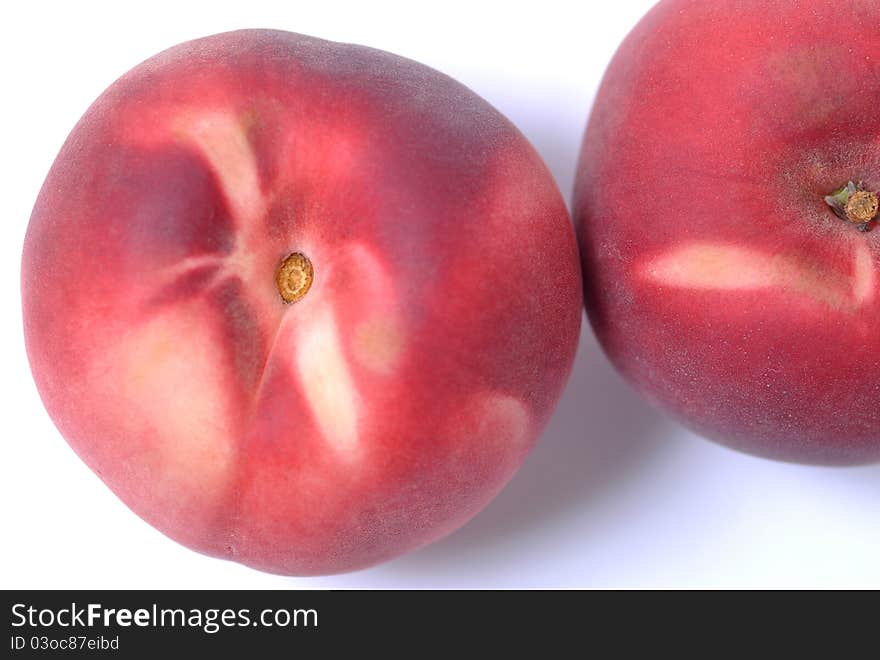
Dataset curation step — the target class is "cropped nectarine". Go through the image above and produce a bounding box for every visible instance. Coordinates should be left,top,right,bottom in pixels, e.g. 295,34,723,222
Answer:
575,0,880,465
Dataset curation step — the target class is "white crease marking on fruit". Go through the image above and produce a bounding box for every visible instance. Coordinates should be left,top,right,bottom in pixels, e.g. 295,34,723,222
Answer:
176,111,266,223
116,301,236,499
295,304,361,455
641,241,876,310
478,393,530,448
150,111,270,305
343,243,405,374
352,316,404,374
851,241,874,303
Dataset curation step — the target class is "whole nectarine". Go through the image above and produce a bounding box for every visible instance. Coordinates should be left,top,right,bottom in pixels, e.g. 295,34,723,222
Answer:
22,29,581,574
575,0,880,465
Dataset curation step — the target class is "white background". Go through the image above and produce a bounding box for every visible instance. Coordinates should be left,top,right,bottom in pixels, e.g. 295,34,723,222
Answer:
2,0,879,589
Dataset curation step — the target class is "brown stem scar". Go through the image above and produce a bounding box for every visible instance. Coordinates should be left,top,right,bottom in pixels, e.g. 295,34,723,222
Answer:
825,181,879,228
276,252,314,303
846,190,879,223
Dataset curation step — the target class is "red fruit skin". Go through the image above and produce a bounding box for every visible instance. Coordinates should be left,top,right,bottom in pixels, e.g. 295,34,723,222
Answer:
575,0,880,465
22,29,581,575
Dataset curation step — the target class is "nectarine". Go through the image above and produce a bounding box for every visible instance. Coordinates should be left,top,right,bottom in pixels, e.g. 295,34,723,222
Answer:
22,29,581,574
575,0,880,465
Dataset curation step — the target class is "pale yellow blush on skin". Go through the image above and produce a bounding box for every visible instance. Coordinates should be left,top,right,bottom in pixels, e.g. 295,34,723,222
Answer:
641,241,875,311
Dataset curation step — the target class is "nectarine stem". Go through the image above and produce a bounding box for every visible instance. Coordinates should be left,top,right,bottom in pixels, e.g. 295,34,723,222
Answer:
276,252,314,303
824,181,879,231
